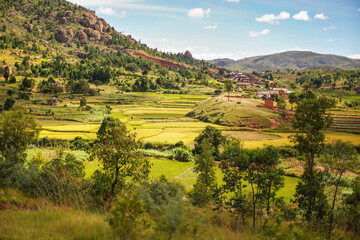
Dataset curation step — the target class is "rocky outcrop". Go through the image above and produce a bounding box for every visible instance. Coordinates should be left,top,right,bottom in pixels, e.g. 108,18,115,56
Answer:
59,17,67,25
84,27,93,36
89,30,100,41
100,34,112,43
184,50,193,58
55,28,70,43
76,30,88,45
64,10,73,18
94,20,103,32
79,12,96,28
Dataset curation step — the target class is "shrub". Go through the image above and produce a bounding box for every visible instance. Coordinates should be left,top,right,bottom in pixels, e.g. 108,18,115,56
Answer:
172,147,192,162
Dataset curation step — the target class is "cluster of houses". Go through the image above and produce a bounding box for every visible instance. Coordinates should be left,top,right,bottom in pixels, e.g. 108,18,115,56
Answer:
220,71,293,110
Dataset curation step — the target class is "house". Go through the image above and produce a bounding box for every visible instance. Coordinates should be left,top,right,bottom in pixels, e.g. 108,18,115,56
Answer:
264,99,274,109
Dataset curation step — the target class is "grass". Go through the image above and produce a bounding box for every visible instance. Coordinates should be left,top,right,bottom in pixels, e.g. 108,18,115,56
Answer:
0,209,115,240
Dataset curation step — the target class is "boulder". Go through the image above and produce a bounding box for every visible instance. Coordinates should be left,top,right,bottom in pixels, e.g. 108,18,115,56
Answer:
59,17,67,25
89,30,100,41
79,12,96,28
184,50,193,58
100,34,112,43
68,28,73,38
94,20,103,32
84,27,93,36
64,10,73,18
55,28,69,43
76,30,88,45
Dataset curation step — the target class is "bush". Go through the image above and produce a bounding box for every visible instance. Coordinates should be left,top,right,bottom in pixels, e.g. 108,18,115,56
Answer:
172,147,192,162
4,98,15,110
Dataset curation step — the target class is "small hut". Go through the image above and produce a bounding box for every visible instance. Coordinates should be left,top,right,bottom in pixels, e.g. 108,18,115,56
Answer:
48,97,58,106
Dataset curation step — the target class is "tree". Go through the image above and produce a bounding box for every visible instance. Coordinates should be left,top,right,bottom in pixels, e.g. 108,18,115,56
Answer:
3,98,15,110
320,140,359,240
0,108,39,187
91,117,150,210
290,93,336,222
277,95,286,113
190,139,217,206
288,92,298,110
224,79,233,101
19,77,35,92
193,126,226,161
3,67,9,81
80,97,87,107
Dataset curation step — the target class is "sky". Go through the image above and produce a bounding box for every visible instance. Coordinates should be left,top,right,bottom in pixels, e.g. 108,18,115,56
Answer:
68,0,360,60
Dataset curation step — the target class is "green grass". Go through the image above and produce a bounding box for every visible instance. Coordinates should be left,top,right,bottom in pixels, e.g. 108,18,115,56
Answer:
0,209,115,240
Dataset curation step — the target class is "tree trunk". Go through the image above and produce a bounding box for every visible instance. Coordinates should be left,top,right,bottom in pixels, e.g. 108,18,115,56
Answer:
107,164,120,210
251,183,256,228
327,172,343,240
267,182,272,215
307,153,315,222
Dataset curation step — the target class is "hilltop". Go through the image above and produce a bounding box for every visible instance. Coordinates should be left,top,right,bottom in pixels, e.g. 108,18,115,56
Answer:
210,51,360,72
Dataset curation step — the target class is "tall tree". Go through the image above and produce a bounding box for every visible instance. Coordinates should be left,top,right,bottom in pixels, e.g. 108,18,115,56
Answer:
193,126,225,161
190,139,217,206
91,117,150,210
320,140,359,240
224,79,233,101
290,91,336,222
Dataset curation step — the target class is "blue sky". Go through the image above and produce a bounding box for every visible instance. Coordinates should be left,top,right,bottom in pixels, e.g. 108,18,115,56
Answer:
68,0,360,60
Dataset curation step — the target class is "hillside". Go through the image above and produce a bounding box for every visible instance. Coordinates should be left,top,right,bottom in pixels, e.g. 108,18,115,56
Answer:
187,94,280,129
210,51,360,72
0,0,220,95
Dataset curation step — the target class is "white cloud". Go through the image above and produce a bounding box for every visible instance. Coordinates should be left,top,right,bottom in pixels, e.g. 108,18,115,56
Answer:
249,29,270,37
69,0,186,13
118,10,127,18
97,6,116,16
347,54,360,59
323,26,336,31
204,25,218,30
255,11,290,24
326,39,334,42
225,0,240,2
187,8,211,19
314,13,328,20
358,8,360,11
293,11,310,21
160,38,170,43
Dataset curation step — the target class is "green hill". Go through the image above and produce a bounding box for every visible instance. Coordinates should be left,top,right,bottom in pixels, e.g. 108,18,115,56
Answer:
210,51,360,72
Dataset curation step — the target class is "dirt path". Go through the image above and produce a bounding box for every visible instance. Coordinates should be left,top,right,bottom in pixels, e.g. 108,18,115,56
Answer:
175,166,195,179
269,117,280,129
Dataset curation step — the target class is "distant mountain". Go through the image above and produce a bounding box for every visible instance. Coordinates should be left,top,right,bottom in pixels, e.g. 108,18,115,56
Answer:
209,51,360,72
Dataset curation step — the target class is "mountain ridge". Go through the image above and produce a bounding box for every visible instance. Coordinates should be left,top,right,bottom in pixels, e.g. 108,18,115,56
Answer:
209,51,360,72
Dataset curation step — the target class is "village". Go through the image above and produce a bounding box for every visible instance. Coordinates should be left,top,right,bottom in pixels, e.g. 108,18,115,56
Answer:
221,71,292,110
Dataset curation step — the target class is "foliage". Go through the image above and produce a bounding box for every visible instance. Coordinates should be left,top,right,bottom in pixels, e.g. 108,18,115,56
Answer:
172,147,192,162
109,190,147,240
19,77,35,92
3,98,15,110
224,79,233,101
0,108,39,157
194,126,226,161
290,90,336,222
90,117,150,210
190,139,217,206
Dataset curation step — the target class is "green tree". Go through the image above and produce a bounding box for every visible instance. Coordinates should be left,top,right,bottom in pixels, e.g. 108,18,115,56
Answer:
193,126,226,161
0,108,38,187
190,139,217,206
79,97,87,107
3,68,9,81
109,190,146,240
224,79,233,101
320,140,359,240
290,93,336,222
3,98,15,110
277,95,287,112
19,77,35,92
288,92,298,110
91,117,150,210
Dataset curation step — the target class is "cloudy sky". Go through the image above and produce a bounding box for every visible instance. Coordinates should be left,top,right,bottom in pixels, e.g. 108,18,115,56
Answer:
68,0,360,60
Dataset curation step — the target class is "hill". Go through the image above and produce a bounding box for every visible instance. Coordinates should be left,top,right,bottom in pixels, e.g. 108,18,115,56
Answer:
210,51,360,72
0,0,220,94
